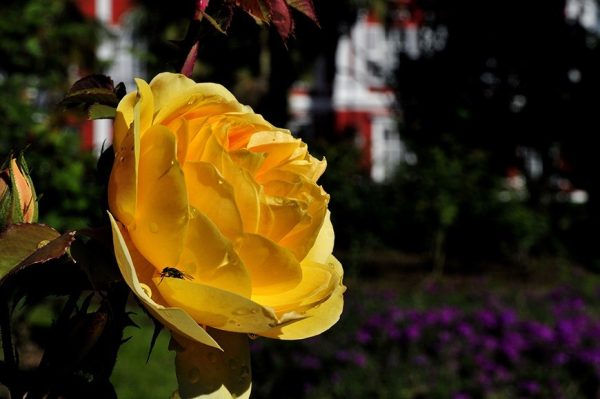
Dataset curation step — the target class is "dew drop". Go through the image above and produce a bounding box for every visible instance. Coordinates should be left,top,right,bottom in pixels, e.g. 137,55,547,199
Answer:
218,180,224,185
149,222,159,233
232,308,251,316
239,365,250,380
188,367,201,383
119,156,125,162
207,352,218,364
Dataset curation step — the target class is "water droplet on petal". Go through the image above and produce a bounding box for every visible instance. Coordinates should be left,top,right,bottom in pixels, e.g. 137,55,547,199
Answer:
239,365,250,380
233,308,251,316
188,367,201,383
218,180,224,185
149,222,159,233
207,352,218,364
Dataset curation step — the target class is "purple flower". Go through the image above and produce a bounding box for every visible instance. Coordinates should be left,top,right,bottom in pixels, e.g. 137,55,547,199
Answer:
553,352,569,366
356,328,372,344
438,307,459,325
479,335,498,352
295,354,322,370
524,320,555,343
457,322,475,343
405,325,421,341
520,380,541,395
499,309,517,327
475,309,497,329
438,331,453,345
501,331,527,362
352,352,368,368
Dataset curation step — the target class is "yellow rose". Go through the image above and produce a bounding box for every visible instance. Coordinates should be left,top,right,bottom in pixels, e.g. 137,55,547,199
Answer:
107,73,344,351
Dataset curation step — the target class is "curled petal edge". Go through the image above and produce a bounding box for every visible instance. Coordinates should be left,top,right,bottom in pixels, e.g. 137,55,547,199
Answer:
257,255,345,340
109,211,221,350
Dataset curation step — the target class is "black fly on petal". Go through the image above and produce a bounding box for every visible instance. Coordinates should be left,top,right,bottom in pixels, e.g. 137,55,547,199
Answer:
159,267,193,284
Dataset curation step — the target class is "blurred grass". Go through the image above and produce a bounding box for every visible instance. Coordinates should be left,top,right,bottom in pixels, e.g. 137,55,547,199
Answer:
111,312,177,399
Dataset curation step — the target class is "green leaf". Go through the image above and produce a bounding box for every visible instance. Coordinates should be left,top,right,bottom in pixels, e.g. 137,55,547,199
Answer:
200,10,227,34
0,223,60,276
60,74,123,109
12,230,77,270
89,103,117,120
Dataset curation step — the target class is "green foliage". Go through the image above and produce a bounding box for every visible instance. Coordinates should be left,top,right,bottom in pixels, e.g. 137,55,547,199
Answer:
26,127,103,231
111,319,177,399
0,0,104,232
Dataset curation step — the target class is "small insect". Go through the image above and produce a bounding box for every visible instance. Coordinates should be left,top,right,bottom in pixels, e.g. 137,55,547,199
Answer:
159,267,193,284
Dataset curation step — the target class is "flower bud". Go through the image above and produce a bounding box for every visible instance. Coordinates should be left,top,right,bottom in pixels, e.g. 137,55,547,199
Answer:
0,153,38,229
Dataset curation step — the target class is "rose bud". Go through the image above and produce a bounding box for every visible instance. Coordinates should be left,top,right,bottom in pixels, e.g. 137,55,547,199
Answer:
0,153,38,229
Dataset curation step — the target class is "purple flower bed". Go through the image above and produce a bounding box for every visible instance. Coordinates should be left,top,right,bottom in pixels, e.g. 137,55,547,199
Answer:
251,282,600,398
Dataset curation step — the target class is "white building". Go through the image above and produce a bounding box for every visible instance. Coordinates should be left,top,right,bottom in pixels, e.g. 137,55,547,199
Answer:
76,0,143,155
289,5,433,182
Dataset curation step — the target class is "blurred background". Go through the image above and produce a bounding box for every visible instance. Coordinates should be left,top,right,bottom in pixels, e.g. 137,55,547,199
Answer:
3,0,600,397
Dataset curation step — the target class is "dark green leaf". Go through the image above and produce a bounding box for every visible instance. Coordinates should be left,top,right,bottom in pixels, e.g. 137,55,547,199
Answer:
60,74,123,109
88,104,117,120
0,223,60,275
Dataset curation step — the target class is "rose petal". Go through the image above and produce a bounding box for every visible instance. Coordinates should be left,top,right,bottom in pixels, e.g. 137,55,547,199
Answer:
247,130,301,174
130,125,188,270
257,255,345,340
113,92,136,150
154,277,279,334
173,329,251,399
302,210,335,265
133,78,155,139
250,260,335,314
228,149,265,175
108,126,137,226
178,211,251,298
109,212,221,349
150,75,243,127
277,189,328,261
183,162,243,239
234,234,302,296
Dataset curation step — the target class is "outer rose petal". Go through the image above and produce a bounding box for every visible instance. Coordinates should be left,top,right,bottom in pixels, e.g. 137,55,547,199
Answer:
150,74,243,127
257,255,345,340
113,92,136,150
303,211,335,264
108,212,221,350
108,126,137,226
173,330,251,399
153,277,284,334
130,125,189,270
